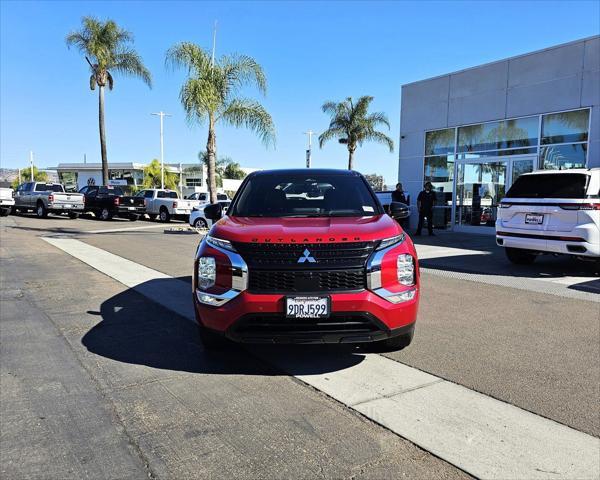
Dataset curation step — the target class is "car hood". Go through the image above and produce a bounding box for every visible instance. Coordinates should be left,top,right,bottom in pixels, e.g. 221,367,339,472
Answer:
210,214,401,243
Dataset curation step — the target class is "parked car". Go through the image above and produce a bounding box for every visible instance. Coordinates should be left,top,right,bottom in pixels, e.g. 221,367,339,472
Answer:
496,168,600,264
0,187,15,216
136,189,199,222
79,185,145,221
185,192,230,202
193,169,418,352
13,182,85,218
189,200,231,229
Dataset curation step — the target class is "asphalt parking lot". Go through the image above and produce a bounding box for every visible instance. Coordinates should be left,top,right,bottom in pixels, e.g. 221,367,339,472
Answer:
1,213,599,479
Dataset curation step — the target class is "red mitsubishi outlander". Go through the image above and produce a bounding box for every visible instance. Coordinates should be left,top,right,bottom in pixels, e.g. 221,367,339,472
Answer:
193,169,419,351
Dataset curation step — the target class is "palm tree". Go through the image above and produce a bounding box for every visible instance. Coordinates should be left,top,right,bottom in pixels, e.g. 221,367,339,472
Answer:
66,17,152,185
165,42,275,204
318,96,394,170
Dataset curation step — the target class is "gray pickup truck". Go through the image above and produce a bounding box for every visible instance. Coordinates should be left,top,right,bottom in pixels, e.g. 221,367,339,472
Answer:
13,182,85,218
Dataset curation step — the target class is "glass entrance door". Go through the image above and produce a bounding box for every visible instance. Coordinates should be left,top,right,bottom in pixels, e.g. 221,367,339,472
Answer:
453,155,535,231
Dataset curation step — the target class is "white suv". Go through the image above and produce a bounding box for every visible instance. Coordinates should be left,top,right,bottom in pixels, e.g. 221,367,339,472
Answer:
496,168,600,264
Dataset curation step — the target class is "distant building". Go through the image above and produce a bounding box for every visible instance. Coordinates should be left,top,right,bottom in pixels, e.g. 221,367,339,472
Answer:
398,35,599,233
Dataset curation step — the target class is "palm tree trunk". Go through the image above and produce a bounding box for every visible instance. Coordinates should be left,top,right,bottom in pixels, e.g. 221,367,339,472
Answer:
206,114,218,204
347,146,355,171
98,85,108,185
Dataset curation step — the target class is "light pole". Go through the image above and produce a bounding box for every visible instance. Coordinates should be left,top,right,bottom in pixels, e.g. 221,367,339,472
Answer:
303,130,315,168
29,151,34,181
151,111,172,189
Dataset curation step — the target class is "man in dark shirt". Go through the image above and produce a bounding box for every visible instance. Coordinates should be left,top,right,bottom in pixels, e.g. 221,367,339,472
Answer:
391,183,407,204
416,182,436,236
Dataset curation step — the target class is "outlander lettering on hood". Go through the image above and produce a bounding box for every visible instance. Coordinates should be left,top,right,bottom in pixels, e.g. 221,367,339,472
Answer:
192,169,420,352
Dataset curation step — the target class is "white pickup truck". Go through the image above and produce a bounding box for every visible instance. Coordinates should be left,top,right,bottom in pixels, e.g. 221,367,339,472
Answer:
0,187,15,216
135,189,200,222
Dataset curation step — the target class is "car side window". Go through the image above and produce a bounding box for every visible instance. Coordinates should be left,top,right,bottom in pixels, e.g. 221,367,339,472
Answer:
79,186,88,195
145,190,154,199
157,191,166,198
87,187,98,197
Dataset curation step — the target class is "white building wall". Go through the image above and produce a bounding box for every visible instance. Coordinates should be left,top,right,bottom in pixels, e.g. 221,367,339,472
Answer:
398,36,600,225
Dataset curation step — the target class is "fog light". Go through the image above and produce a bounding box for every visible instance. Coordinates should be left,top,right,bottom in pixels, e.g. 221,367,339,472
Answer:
386,288,417,303
197,257,216,290
397,254,415,286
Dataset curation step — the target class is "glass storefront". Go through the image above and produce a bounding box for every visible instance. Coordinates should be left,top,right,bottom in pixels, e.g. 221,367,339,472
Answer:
421,108,590,232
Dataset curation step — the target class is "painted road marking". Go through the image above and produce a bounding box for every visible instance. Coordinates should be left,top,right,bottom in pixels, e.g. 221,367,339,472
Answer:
41,237,600,480
415,244,490,260
84,224,169,234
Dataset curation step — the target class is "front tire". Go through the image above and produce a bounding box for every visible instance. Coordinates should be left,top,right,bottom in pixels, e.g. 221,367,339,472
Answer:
159,208,171,223
193,217,208,229
0,208,9,217
99,207,112,221
367,331,414,353
36,202,48,218
129,214,139,222
505,247,536,265
68,212,79,219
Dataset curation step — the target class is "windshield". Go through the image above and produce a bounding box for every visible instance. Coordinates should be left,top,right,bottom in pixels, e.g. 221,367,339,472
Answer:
35,184,63,192
230,173,381,217
505,173,590,199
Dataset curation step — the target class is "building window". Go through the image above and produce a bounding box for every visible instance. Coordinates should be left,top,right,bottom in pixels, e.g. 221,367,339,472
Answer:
540,109,589,170
458,116,538,153
186,178,202,187
423,154,454,229
425,128,455,155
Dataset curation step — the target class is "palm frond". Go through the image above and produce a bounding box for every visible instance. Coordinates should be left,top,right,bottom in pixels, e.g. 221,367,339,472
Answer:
112,50,152,87
220,98,276,146
165,42,212,76
318,126,345,148
361,130,394,152
106,71,114,90
89,73,97,90
220,54,267,96
365,111,390,129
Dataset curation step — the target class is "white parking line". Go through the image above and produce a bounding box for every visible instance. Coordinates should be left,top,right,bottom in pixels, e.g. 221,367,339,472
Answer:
42,237,600,480
85,224,169,234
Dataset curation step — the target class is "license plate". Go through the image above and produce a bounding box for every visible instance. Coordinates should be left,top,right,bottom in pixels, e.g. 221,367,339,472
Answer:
64,204,72,208
128,207,136,210
525,213,544,225
285,296,330,318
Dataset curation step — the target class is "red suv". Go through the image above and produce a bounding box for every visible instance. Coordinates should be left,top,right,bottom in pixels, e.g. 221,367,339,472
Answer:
193,169,419,351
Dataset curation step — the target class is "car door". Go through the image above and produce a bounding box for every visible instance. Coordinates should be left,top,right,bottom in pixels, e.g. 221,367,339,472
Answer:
85,187,99,211
144,190,155,212
20,183,33,207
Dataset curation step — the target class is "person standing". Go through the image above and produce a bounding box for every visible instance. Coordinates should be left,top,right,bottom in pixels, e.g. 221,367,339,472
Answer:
392,183,409,228
391,183,407,204
416,182,436,236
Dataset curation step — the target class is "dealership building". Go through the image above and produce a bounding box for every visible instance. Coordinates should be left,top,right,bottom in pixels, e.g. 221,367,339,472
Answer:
398,35,599,233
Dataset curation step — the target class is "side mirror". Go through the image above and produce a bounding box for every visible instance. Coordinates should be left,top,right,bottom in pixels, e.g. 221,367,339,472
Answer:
390,201,409,219
204,202,223,221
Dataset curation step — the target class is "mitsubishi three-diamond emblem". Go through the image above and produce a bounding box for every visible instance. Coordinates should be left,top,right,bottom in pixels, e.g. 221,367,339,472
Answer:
297,248,316,263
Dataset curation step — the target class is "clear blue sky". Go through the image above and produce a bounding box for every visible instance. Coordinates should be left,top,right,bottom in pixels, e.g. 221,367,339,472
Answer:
1,1,599,183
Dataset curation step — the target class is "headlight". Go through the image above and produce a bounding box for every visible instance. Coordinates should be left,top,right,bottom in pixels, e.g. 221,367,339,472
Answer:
206,235,237,252
397,254,415,286
197,257,216,290
377,233,405,251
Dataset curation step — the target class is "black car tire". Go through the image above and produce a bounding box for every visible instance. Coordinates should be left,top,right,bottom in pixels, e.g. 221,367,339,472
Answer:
11,206,19,215
0,208,9,217
68,212,79,219
129,214,139,222
367,331,414,353
36,202,48,218
159,207,171,223
198,324,233,351
505,247,537,265
99,207,112,221
193,217,208,229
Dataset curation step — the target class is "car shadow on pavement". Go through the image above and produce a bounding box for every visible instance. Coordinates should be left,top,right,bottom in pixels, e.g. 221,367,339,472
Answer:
81,279,365,376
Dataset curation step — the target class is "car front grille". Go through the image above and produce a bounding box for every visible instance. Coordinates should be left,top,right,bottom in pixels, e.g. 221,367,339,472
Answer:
232,313,380,335
248,268,366,293
233,241,377,269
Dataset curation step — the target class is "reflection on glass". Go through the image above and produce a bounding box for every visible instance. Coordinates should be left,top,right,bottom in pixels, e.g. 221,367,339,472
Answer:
458,117,538,153
457,147,537,159
541,109,589,145
541,143,587,170
511,159,535,184
425,128,455,156
424,155,454,229
456,161,507,227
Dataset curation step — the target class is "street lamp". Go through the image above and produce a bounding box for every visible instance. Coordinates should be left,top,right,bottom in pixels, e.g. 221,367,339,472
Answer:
151,111,172,189
303,130,315,168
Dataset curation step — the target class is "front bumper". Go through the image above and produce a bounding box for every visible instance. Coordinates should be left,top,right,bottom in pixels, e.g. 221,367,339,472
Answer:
193,289,419,343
